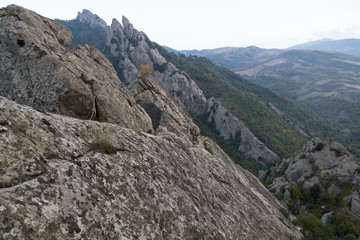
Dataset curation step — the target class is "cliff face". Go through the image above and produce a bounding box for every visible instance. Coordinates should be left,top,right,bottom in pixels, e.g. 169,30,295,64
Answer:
0,5,301,240
60,9,280,164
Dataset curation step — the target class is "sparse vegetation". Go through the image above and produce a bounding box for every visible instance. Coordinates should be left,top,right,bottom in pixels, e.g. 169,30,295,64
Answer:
13,121,28,133
191,113,269,175
191,229,213,240
315,142,325,151
292,213,334,240
139,64,152,78
330,147,345,157
91,135,117,154
155,43,310,158
280,207,290,219
153,62,167,73
0,9,19,18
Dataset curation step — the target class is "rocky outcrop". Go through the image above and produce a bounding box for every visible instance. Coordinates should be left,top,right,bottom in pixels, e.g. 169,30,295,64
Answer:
0,97,300,239
64,9,280,164
130,74,201,145
262,138,360,218
205,97,280,164
76,9,107,28
0,5,302,239
0,5,152,133
266,102,310,138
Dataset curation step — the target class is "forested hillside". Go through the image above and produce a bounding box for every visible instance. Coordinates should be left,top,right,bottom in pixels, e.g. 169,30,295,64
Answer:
176,46,360,157
59,15,337,174
155,44,338,153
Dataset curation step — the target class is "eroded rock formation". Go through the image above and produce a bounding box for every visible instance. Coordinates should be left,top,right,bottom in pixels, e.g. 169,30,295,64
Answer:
65,9,280,164
0,5,301,240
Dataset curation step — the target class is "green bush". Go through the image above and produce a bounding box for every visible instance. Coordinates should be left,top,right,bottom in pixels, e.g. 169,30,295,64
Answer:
330,147,345,157
0,9,18,18
289,184,310,202
330,211,360,237
315,142,325,151
293,213,334,240
343,234,357,240
91,135,117,154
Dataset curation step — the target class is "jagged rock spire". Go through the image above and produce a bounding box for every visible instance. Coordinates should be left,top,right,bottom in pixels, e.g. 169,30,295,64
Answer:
77,9,107,28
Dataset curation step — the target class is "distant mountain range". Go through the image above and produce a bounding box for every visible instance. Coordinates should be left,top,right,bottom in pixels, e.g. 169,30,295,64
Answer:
288,38,360,56
167,43,360,157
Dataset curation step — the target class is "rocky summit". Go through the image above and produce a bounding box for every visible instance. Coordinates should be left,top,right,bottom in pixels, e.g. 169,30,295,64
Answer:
0,5,301,240
59,9,280,165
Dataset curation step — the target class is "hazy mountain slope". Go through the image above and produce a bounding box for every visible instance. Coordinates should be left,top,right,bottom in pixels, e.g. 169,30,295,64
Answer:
154,46,310,157
59,12,287,174
179,46,360,156
288,38,360,57
0,5,302,239
58,11,320,169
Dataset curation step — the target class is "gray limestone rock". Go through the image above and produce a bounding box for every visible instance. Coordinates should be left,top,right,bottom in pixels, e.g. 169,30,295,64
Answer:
73,9,280,164
130,75,200,144
0,96,301,240
0,6,303,239
351,195,360,218
76,9,107,28
263,138,360,221
285,157,313,185
320,211,333,223
205,97,280,164
0,5,153,133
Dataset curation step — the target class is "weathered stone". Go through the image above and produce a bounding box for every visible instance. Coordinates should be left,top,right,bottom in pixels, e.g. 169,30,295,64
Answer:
73,9,280,164
303,176,320,188
205,97,280,164
0,96,301,240
320,211,333,223
76,9,107,28
285,157,313,185
351,195,360,218
268,177,289,194
0,6,302,239
130,75,200,144
263,138,360,221
0,5,153,133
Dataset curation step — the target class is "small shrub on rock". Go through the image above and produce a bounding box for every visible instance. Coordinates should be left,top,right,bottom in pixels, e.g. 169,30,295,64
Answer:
315,142,325,151
91,135,117,154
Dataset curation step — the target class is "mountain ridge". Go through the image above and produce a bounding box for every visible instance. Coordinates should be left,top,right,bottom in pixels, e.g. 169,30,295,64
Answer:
172,45,360,157
57,10,333,167
0,5,301,239
59,9,311,169
288,38,360,56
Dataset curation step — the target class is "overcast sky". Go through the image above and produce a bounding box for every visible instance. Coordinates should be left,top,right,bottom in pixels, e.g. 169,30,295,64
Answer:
1,0,360,50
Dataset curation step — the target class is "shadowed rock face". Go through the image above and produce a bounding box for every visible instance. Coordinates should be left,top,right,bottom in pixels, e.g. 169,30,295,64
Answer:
0,5,302,239
130,75,201,145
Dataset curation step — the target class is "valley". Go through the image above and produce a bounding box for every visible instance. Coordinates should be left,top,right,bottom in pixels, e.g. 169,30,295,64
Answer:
174,45,360,157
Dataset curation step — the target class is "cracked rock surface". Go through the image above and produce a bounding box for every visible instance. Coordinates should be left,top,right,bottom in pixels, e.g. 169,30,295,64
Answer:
0,96,300,239
0,5,152,132
0,5,302,240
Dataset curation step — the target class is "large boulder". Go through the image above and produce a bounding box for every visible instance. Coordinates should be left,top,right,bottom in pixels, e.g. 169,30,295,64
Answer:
0,5,152,132
0,96,301,239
